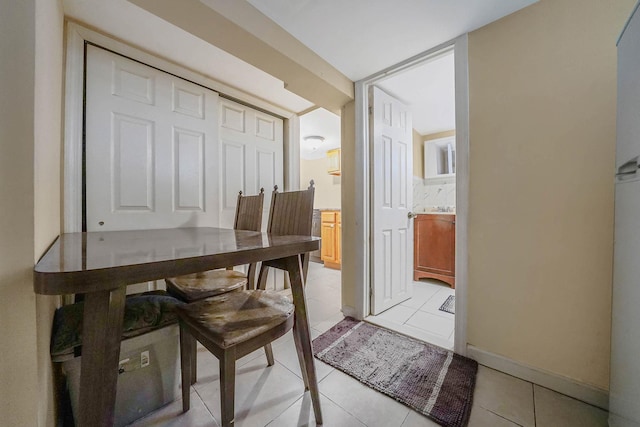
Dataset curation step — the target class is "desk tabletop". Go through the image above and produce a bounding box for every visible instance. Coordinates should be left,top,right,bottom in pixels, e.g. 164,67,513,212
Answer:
34,227,319,295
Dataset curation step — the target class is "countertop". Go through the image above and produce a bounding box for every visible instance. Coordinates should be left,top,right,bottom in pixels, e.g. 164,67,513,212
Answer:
418,210,455,216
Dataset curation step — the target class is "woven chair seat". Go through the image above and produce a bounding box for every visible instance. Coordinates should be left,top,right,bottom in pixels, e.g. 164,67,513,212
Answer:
177,290,294,349
166,270,247,303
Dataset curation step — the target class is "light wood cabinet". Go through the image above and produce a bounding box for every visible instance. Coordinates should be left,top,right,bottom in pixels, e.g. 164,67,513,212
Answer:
414,213,455,287
327,148,341,176
321,210,341,269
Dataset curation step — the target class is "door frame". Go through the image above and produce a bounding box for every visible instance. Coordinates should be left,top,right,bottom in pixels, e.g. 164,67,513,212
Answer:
352,35,469,355
63,22,301,233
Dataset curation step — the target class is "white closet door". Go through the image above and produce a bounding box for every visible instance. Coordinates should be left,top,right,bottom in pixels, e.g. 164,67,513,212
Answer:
85,45,220,232
218,98,284,230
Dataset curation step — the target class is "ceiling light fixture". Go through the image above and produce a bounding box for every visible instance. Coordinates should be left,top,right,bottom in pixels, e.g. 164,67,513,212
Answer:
303,135,325,151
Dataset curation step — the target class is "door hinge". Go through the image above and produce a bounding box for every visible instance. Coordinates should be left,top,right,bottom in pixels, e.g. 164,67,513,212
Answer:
368,106,373,115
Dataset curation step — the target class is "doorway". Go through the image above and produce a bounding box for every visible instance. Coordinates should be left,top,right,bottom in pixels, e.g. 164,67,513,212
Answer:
352,35,469,355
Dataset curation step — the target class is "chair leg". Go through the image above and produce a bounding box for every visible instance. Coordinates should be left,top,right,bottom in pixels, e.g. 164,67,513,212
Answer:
263,343,275,366
190,336,197,385
256,264,269,290
256,265,275,366
179,322,193,413
292,322,310,390
246,263,257,290
301,253,310,283
220,349,236,427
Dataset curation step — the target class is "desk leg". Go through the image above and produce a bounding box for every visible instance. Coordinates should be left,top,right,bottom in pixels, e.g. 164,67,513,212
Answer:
78,287,126,427
286,255,323,425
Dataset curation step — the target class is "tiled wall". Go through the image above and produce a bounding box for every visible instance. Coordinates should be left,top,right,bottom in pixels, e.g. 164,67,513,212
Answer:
412,176,456,212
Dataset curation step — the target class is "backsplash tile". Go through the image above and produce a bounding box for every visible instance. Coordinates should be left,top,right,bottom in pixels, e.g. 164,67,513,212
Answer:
413,176,456,212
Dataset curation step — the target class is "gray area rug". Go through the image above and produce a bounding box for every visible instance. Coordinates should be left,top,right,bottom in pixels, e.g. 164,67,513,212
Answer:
439,295,455,314
313,318,477,427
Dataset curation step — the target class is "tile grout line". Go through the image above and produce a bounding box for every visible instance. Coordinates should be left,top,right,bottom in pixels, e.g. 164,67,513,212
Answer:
192,385,221,426
317,371,371,427
484,407,526,427
532,383,537,427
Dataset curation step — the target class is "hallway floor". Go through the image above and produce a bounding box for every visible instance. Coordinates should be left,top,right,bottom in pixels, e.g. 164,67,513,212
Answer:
130,262,608,427
367,279,455,350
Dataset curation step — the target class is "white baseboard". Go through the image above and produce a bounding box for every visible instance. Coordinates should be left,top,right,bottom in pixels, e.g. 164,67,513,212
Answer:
467,345,609,410
341,305,359,319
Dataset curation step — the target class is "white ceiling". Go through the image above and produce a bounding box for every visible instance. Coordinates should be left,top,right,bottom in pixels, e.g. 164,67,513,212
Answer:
299,51,455,150
246,0,536,139
246,0,537,81
377,50,455,135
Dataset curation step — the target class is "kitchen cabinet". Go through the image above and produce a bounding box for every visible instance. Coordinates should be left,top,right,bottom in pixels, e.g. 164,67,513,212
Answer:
321,210,341,269
414,213,455,287
327,148,341,175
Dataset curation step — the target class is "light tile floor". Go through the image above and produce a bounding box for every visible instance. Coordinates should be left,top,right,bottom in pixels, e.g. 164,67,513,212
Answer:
366,279,455,350
130,262,608,427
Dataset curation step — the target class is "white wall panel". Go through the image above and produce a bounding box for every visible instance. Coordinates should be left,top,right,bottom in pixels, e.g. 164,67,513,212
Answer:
382,230,392,300
112,113,154,211
255,115,275,140
221,140,246,211
397,140,407,208
383,135,392,208
174,127,204,211
221,104,246,132
256,150,276,193
112,62,155,105
172,83,205,119
383,101,392,126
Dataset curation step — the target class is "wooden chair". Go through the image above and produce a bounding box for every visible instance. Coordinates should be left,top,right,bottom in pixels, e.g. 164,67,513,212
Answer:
165,189,264,385
176,183,317,426
177,290,302,426
165,188,264,302
256,180,315,290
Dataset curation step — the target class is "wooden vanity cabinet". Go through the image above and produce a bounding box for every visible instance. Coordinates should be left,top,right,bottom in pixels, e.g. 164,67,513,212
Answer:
414,213,455,288
321,211,341,269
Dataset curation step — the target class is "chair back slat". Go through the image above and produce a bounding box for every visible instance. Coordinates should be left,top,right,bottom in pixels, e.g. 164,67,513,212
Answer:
234,188,264,232
267,181,315,236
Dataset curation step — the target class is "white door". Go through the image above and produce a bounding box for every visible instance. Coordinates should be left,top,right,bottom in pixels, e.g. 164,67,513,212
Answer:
85,45,220,232
218,98,284,230
370,86,413,314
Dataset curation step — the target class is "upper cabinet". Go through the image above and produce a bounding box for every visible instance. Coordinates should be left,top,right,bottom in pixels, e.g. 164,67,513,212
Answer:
327,148,341,175
424,136,455,180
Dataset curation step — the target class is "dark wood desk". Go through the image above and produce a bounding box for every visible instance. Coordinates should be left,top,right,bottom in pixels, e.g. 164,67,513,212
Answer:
34,227,322,426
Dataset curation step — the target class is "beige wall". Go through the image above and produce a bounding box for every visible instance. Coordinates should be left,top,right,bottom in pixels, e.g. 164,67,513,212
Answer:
468,0,635,390
1,2,64,426
339,101,358,314
1,1,39,425
415,130,456,178
300,158,341,209
34,0,64,425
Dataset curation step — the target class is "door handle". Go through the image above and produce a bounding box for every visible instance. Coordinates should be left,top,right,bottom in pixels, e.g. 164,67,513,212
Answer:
408,212,417,219
616,156,639,178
